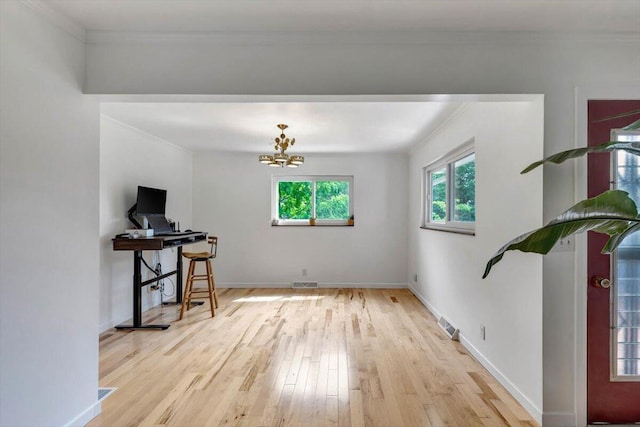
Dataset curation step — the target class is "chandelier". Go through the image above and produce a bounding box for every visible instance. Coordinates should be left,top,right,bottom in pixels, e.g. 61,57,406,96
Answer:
258,124,304,168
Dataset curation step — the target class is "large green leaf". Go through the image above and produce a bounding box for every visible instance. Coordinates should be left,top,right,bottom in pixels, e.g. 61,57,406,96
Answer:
483,190,640,279
602,222,640,253
521,119,640,174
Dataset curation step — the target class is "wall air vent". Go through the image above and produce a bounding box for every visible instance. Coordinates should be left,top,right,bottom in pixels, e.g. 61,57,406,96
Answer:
292,281,319,289
437,316,460,341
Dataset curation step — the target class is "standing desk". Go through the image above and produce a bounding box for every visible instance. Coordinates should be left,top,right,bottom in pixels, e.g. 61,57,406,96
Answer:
112,232,207,330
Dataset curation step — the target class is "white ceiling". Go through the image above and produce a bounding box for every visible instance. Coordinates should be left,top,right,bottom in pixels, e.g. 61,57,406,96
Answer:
101,102,461,153
48,1,639,33
55,1,636,154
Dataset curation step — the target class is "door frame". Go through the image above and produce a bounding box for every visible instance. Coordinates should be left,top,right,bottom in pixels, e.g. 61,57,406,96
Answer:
575,86,640,426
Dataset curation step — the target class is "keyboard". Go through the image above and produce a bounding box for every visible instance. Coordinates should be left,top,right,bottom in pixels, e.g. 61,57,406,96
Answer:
155,231,198,237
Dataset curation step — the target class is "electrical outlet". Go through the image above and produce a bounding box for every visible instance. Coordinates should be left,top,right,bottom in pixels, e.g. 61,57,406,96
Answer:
302,268,308,277
553,237,575,252
481,325,486,340
413,274,418,282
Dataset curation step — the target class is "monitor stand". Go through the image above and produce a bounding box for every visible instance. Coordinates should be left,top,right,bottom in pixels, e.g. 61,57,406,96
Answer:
127,203,143,229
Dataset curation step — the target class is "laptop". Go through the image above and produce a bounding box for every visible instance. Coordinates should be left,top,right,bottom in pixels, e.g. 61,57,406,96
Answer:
146,215,174,235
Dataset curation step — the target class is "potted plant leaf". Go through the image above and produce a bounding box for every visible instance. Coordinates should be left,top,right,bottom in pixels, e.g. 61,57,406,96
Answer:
483,118,640,278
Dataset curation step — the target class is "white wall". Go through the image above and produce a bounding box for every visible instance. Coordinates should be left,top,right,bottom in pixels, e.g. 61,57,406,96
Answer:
408,101,544,421
99,116,193,332
192,152,408,287
84,33,640,424
0,2,100,426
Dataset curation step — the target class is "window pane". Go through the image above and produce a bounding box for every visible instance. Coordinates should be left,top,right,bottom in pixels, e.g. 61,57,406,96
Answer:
278,181,312,219
315,181,350,220
614,139,640,378
453,153,475,222
430,168,447,222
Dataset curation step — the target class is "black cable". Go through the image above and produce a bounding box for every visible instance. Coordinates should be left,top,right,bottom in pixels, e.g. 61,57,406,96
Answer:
140,256,157,275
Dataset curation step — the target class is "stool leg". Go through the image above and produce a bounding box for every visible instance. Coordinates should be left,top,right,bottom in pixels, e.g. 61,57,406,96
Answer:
210,262,219,308
205,260,215,317
187,260,197,312
179,260,196,320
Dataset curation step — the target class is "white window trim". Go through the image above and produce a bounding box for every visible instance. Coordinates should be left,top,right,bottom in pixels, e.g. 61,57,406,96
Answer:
272,175,354,226
421,139,475,235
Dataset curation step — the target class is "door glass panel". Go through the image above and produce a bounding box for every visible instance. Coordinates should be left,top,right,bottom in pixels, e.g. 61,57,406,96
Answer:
613,131,640,379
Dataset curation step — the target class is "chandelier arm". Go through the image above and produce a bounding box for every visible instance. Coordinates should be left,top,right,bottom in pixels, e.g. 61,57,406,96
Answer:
259,123,302,167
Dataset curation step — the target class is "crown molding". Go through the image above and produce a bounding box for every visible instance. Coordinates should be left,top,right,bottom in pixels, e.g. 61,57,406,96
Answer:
21,0,85,42
86,29,638,46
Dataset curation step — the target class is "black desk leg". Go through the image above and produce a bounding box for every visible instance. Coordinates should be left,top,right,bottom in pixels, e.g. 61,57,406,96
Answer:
176,246,183,303
115,250,170,330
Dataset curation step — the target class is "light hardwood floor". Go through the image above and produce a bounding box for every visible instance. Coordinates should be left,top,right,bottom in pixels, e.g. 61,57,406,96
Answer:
89,288,539,427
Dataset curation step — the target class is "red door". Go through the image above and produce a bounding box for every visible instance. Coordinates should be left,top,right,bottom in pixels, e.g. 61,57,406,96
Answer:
587,100,640,423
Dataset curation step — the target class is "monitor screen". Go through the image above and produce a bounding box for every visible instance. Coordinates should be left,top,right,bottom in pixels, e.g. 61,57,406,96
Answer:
136,186,167,216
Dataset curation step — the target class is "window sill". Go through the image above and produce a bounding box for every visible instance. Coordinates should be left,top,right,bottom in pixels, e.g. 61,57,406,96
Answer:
420,225,475,236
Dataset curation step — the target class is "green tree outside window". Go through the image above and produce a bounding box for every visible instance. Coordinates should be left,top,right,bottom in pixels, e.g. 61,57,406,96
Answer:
278,181,311,219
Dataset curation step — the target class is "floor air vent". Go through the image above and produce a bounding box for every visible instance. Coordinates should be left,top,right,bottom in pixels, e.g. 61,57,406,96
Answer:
292,281,319,289
437,316,459,341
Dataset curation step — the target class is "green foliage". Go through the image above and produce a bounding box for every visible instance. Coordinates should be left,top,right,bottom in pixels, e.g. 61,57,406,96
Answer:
431,168,447,221
455,202,475,222
454,159,475,221
522,119,639,173
278,181,311,219
483,191,640,278
278,180,350,220
316,181,350,219
430,159,476,222
483,116,640,278
432,201,446,221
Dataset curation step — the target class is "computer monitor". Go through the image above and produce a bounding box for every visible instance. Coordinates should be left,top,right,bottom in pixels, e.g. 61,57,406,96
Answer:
135,186,167,216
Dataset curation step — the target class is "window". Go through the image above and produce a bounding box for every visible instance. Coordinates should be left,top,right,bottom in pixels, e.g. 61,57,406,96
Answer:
273,175,353,225
611,129,640,381
422,142,475,234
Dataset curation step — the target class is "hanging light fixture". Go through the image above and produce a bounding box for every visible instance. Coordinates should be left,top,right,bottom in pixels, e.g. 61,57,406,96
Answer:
258,124,304,168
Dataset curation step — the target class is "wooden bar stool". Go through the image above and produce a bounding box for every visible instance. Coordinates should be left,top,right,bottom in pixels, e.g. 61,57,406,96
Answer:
179,236,219,320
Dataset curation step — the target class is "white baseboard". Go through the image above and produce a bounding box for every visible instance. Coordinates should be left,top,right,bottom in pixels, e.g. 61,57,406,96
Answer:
63,400,101,427
459,334,542,424
407,283,442,319
218,282,408,289
408,284,543,425
543,411,576,427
